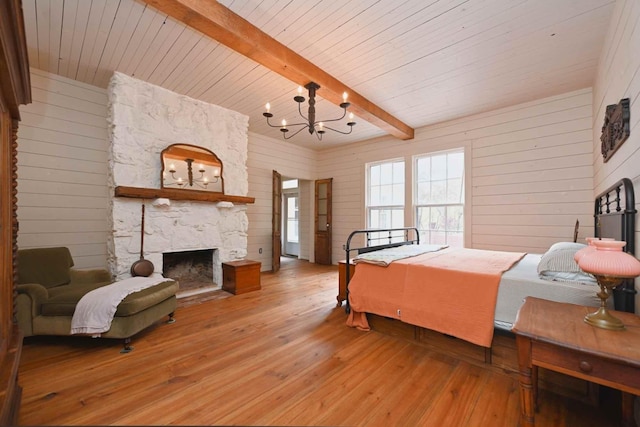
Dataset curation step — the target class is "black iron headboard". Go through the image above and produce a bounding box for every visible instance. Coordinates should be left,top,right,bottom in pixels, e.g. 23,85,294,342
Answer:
594,177,637,313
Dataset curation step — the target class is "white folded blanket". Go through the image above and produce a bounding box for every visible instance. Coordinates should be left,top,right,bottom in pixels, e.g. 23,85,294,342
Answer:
71,276,169,336
353,244,448,266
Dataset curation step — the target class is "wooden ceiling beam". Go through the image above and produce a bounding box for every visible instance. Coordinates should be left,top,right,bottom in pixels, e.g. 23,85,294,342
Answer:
143,0,415,140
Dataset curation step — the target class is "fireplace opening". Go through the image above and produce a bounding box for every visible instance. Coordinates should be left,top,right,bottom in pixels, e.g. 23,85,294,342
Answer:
163,249,217,293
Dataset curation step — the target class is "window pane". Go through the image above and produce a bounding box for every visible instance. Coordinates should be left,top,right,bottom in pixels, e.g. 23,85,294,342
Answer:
392,183,404,205
417,157,430,182
282,179,298,189
447,205,464,231
391,209,404,229
380,184,393,204
380,163,393,185
431,180,446,203
447,178,463,203
370,164,380,186
448,152,464,178
432,154,447,180
416,181,430,204
393,162,404,183
370,185,380,205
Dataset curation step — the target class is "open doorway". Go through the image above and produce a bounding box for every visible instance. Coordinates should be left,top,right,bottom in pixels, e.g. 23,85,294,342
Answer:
282,179,299,258
272,172,312,271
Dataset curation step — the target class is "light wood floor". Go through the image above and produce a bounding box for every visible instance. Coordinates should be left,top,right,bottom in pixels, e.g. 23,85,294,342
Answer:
18,258,621,426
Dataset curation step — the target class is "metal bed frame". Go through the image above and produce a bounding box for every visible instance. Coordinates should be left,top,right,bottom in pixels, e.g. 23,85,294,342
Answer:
595,177,637,313
343,178,637,316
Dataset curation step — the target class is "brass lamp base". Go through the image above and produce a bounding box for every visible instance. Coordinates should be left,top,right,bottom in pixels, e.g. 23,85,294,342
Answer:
584,274,625,331
584,307,625,330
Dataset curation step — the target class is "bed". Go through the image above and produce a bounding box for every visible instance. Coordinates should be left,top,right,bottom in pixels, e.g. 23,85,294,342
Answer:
344,178,637,349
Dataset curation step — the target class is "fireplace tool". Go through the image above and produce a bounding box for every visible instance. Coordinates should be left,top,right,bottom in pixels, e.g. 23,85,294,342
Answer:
130,204,154,277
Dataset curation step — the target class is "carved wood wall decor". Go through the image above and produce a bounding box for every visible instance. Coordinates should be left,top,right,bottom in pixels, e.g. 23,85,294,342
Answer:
600,98,630,163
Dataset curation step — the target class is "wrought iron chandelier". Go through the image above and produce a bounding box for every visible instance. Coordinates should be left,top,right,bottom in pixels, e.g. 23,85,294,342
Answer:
263,82,356,141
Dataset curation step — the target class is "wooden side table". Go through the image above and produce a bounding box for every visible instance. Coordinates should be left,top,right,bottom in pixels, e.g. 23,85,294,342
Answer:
222,260,261,295
337,260,356,307
512,297,640,427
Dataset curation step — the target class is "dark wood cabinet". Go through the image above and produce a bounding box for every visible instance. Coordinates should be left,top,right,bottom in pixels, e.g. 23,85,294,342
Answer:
222,260,261,294
0,1,31,425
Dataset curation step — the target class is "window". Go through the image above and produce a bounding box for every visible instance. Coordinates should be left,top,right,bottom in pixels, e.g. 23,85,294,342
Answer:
415,149,464,247
366,159,405,243
286,194,299,243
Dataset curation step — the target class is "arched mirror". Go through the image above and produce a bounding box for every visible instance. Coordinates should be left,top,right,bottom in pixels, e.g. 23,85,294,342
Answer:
161,144,224,193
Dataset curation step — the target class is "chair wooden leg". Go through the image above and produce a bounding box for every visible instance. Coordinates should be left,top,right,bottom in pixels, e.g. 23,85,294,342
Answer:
120,338,134,354
167,312,176,324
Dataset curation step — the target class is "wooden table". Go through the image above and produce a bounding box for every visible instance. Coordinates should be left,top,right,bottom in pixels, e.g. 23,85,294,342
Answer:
512,297,640,427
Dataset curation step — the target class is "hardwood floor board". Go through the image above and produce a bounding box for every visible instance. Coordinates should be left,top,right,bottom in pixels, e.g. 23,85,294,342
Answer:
337,346,458,426
18,259,621,426
463,369,520,427
91,314,344,423
116,305,356,424
263,334,414,426
415,362,492,426
215,333,396,426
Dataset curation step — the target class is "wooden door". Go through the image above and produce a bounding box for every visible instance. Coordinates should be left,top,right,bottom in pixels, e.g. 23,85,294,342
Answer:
314,178,332,265
272,170,282,272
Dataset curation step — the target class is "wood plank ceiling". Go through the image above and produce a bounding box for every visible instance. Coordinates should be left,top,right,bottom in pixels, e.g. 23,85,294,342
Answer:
21,0,614,149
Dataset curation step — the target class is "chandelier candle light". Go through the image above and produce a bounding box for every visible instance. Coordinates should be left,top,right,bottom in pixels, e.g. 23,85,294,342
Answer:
577,239,640,330
263,82,356,140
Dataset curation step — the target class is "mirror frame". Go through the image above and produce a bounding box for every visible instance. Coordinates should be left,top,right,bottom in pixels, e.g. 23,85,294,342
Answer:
161,143,224,194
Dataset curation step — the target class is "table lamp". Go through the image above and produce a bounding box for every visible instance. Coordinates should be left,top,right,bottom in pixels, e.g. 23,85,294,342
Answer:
578,239,640,330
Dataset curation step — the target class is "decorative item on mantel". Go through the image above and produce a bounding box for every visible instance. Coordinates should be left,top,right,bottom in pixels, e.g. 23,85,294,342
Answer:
263,82,356,141
113,142,255,204
577,239,640,330
161,143,223,193
600,97,630,163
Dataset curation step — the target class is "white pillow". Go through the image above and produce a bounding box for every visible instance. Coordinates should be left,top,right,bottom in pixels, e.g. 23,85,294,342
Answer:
537,242,597,284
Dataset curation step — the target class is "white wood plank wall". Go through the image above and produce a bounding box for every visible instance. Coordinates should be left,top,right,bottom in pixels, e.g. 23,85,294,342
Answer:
592,0,640,313
246,132,317,271
17,69,109,269
318,88,595,262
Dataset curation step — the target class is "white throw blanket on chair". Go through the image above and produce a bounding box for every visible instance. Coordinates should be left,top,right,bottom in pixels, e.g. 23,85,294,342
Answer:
71,276,169,336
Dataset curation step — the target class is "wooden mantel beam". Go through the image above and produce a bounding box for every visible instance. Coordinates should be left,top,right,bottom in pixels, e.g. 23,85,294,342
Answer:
143,0,415,140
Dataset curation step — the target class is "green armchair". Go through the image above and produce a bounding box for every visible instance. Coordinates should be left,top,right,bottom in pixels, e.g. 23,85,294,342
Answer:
16,247,178,351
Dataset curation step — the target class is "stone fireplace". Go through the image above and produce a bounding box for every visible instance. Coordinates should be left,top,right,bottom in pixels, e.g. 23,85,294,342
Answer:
106,72,250,287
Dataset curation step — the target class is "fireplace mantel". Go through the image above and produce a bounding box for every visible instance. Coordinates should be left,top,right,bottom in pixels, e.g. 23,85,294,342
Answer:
115,186,255,204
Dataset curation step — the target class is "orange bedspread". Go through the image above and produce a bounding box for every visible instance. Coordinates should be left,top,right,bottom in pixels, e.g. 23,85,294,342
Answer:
346,247,526,347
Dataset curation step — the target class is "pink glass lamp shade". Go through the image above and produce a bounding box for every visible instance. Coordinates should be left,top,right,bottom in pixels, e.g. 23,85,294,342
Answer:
578,240,640,330
574,237,613,263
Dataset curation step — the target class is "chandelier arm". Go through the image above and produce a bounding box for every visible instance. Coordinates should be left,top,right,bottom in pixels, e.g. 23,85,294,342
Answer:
282,125,311,140
315,109,348,124
267,114,310,129
321,124,354,135
297,102,309,121
265,116,288,129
